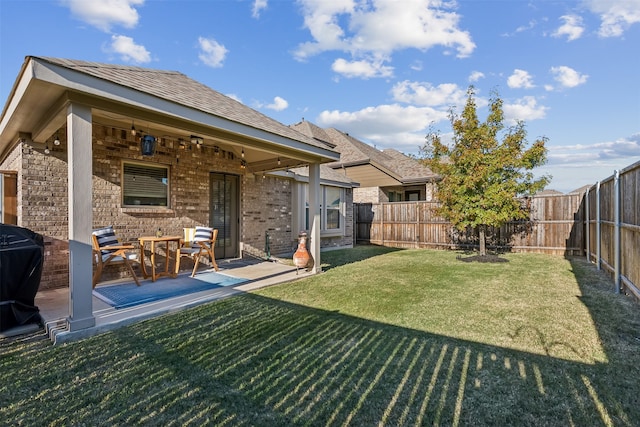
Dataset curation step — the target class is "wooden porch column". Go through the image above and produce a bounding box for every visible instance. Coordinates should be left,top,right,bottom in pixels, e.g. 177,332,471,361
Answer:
66,103,95,331
308,162,321,273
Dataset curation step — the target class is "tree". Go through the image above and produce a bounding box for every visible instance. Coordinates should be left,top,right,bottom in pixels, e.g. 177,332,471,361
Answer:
421,86,550,256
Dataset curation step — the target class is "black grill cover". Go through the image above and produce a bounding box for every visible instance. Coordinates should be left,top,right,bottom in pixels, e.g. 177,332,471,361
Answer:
0,225,45,332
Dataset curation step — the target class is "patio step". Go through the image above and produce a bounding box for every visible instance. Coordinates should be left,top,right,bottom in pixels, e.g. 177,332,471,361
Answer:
45,318,68,342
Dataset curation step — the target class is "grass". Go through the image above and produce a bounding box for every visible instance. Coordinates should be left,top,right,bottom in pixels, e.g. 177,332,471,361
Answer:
1,246,639,426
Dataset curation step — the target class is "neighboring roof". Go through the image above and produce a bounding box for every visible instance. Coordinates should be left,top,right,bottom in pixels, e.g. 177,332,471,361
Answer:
288,119,335,149
535,189,565,196
567,184,592,195
381,148,437,183
290,120,437,187
1,56,339,165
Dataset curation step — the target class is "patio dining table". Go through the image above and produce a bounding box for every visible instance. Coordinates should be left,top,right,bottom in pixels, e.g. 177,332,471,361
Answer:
138,235,182,282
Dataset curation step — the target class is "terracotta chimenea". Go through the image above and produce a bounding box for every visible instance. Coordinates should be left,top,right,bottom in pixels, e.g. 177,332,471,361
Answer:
293,231,310,274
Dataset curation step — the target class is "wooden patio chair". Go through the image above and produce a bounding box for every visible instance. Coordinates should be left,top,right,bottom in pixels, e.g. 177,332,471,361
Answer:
175,226,219,277
91,226,140,288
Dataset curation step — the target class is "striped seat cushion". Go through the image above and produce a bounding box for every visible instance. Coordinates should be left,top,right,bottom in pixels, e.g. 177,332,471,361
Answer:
193,227,213,247
194,226,213,242
93,226,118,255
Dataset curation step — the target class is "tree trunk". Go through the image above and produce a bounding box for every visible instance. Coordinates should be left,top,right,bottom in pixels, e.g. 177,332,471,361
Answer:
479,225,487,256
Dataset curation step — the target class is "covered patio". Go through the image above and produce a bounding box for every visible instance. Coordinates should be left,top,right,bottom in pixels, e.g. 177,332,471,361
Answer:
0,56,340,339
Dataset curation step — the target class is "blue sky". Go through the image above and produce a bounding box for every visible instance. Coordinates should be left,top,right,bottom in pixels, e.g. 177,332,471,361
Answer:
1,0,639,193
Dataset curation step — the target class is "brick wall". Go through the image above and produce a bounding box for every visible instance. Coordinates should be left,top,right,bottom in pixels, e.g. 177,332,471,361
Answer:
242,174,293,258
354,186,386,203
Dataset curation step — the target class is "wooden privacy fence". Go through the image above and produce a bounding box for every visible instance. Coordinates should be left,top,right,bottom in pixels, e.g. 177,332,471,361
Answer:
585,161,640,301
355,159,639,300
355,195,584,256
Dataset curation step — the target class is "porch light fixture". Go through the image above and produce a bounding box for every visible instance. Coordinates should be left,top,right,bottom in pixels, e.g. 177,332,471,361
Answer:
190,135,203,145
54,134,61,146
214,146,220,155
140,134,157,156
131,121,137,137
241,148,245,158
44,143,50,155
240,159,247,169
277,157,281,166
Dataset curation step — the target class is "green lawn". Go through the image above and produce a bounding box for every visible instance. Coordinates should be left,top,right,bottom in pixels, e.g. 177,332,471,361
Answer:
1,247,639,426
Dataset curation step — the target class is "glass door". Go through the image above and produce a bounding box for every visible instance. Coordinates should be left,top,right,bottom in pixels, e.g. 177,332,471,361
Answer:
209,173,239,259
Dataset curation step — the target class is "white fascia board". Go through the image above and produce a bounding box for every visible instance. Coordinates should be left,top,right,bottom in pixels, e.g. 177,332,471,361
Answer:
0,61,34,139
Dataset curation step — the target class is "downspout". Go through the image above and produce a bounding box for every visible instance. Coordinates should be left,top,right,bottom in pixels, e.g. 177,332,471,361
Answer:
265,231,271,261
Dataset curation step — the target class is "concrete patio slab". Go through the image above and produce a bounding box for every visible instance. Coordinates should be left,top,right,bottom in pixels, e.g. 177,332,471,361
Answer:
17,257,312,344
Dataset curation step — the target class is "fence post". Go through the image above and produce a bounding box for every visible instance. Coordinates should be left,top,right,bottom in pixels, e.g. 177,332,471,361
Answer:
614,170,621,294
596,181,601,270
416,202,420,248
585,187,590,262
381,202,385,246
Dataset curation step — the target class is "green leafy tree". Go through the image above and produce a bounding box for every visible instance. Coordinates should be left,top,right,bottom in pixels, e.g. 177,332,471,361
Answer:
422,86,550,256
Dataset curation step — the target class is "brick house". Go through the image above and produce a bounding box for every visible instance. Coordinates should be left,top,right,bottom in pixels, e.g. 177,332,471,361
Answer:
291,119,438,203
0,56,354,332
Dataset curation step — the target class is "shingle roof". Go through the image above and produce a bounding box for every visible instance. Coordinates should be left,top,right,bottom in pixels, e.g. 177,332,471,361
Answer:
290,120,437,183
381,148,437,181
37,57,328,151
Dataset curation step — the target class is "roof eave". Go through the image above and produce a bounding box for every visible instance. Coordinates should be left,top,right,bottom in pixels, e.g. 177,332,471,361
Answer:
2,57,340,164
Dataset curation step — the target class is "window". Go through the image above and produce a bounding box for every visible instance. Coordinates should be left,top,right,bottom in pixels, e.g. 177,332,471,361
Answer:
405,190,421,201
324,186,341,229
302,184,344,234
388,191,402,202
123,162,169,207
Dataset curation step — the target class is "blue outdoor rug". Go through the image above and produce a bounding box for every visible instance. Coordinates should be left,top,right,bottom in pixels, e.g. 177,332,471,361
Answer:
93,272,248,309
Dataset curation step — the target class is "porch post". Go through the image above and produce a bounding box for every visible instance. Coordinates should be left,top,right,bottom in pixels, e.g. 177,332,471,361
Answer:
308,162,321,273
66,103,95,331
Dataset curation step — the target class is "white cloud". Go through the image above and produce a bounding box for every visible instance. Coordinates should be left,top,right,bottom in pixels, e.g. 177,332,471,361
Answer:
585,0,640,37
507,69,535,89
252,0,268,18
549,65,588,88
294,0,475,69
515,20,538,34
198,37,228,68
332,57,393,78
391,81,467,108
503,96,548,124
539,133,640,192
254,96,289,111
316,103,449,153
62,0,143,32
266,96,289,111
468,71,485,82
106,34,150,63
552,14,585,41
548,133,640,164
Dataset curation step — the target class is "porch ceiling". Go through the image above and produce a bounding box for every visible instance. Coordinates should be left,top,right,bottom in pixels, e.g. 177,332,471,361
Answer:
0,56,339,170
331,163,403,187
